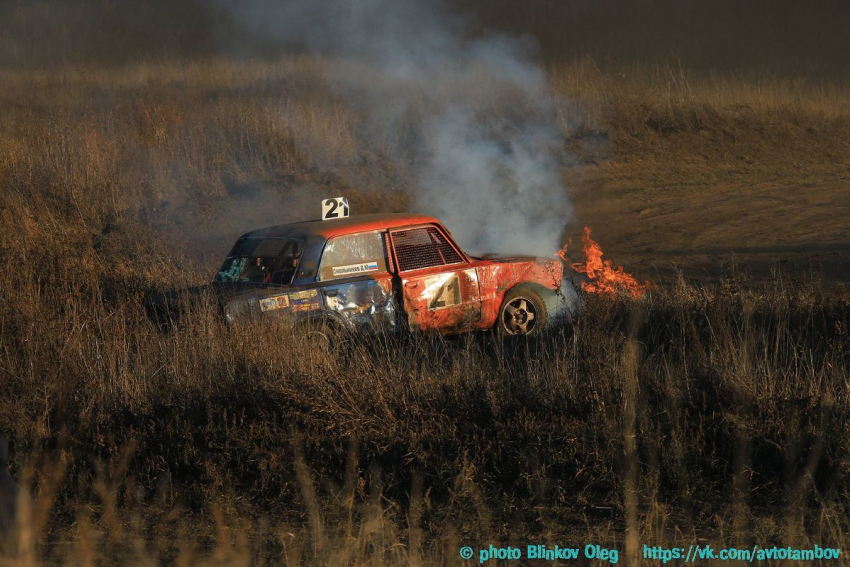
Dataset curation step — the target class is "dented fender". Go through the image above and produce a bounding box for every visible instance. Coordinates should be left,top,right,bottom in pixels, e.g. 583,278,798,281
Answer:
471,255,563,329
225,275,398,332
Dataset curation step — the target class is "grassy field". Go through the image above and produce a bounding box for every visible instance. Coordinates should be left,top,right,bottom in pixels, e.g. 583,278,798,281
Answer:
0,54,849,565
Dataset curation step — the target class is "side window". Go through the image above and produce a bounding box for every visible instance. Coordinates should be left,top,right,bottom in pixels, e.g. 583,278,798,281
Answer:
215,238,304,285
391,226,463,272
318,231,389,281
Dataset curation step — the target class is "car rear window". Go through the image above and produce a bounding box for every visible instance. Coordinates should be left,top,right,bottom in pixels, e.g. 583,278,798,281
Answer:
391,226,463,272
318,231,388,281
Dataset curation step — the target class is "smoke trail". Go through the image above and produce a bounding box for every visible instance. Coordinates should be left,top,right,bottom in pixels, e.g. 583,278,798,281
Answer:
222,0,571,255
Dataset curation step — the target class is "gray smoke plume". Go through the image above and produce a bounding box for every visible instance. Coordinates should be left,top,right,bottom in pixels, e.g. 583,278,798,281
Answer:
222,0,571,255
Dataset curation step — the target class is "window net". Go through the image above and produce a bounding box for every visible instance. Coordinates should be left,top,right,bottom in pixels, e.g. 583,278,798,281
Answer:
392,227,463,272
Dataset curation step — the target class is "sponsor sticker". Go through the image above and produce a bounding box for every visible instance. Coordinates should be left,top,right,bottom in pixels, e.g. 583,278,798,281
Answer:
289,289,318,300
289,288,321,311
331,261,380,277
259,295,290,312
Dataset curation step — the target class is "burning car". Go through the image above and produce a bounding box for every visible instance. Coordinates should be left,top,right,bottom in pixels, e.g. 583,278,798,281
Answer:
148,200,566,337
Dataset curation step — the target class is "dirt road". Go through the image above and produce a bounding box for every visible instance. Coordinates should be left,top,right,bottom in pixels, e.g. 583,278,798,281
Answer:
571,173,850,284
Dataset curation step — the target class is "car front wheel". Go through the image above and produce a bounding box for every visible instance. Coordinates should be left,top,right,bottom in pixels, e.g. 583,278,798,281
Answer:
497,284,549,337
295,318,349,357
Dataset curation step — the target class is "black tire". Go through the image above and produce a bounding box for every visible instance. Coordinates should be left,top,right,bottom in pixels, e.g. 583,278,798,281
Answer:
295,318,349,357
496,284,550,337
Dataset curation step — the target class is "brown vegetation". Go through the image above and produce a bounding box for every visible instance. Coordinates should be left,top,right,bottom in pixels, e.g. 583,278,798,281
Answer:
0,52,849,564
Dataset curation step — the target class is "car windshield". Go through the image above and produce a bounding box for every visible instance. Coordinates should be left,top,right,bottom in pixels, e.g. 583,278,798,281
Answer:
215,237,304,284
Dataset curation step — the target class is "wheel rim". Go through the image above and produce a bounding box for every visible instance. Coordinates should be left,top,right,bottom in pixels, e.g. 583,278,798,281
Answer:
501,297,538,335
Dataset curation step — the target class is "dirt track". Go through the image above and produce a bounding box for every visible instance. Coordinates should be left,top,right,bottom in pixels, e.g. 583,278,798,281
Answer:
572,173,850,285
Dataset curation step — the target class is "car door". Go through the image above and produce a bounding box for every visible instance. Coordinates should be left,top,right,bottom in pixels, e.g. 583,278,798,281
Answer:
313,230,398,331
388,224,481,332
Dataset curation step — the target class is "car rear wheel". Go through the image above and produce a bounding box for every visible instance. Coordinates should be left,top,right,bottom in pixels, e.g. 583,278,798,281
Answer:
497,284,549,337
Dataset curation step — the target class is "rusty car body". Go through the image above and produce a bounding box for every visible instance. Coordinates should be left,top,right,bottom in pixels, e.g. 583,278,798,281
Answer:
149,213,566,336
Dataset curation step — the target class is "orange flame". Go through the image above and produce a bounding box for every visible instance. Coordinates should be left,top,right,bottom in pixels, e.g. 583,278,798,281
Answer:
556,226,648,298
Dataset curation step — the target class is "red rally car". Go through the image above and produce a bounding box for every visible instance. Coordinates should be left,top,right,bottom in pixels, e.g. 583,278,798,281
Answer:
152,208,566,336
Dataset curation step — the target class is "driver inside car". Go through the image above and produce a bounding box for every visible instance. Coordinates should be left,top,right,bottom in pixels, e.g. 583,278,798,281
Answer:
241,256,270,283
269,250,301,285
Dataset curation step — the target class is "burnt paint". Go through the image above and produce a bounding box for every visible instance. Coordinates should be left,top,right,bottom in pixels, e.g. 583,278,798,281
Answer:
471,256,563,329
399,267,481,333
396,257,561,333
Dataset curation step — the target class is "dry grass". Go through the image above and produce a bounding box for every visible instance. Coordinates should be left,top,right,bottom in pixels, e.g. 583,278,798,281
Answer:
0,56,849,564
1,276,848,564
549,58,850,185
